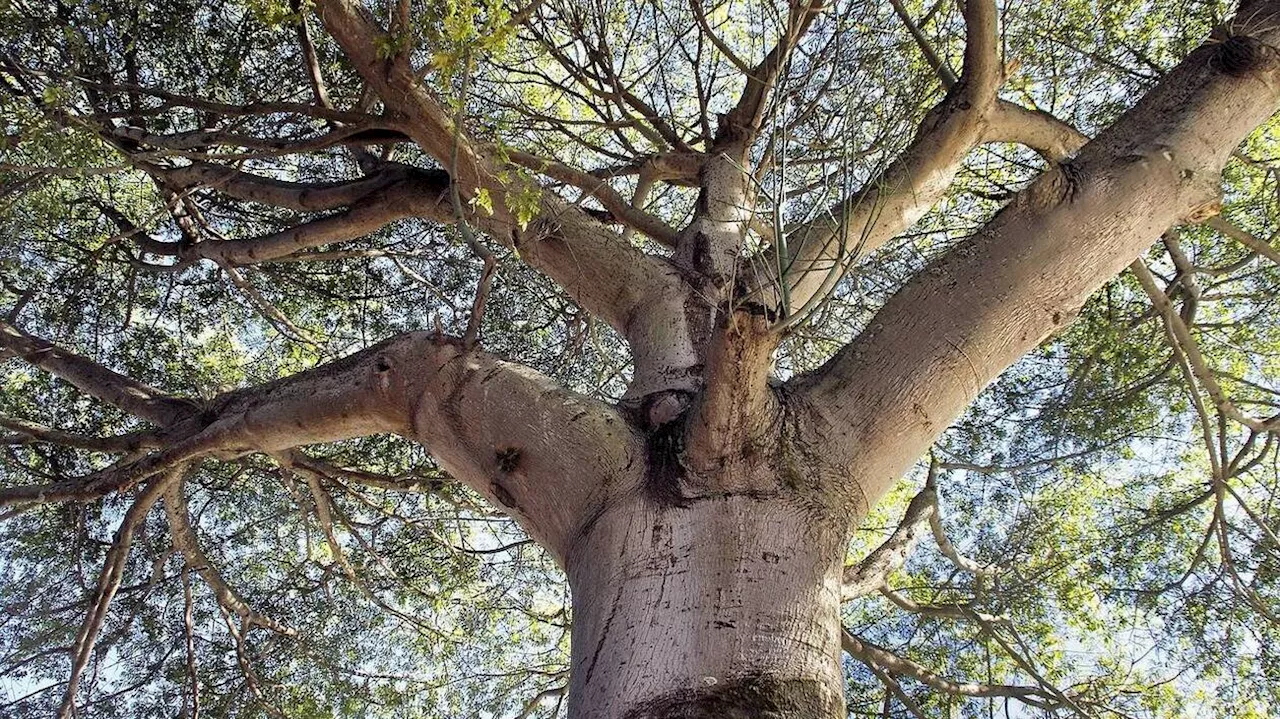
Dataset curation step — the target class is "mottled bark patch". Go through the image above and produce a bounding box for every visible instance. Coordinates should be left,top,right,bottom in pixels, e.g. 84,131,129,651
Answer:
618,676,837,719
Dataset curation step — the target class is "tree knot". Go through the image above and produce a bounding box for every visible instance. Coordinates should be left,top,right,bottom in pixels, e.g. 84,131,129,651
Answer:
1211,32,1280,77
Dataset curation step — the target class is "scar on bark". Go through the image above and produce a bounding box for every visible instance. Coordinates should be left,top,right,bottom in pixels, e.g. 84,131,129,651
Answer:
1021,160,1084,209
494,446,521,473
489,481,518,508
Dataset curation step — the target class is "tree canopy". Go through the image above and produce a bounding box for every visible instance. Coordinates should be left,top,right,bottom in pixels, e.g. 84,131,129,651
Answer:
1,0,1279,717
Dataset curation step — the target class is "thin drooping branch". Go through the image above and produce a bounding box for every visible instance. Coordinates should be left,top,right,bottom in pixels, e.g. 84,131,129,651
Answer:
797,2,1280,513
281,458,446,634
1131,259,1278,432
163,478,295,635
214,262,317,344
216,602,288,719
287,452,445,494
57,470,179,719
180,567,200,719
867,664,928,719
505,149,679,246
1205,215,1280,267
841,629,1048,702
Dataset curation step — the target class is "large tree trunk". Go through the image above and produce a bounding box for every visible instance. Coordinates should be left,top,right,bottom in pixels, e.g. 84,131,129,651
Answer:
566,492,848,719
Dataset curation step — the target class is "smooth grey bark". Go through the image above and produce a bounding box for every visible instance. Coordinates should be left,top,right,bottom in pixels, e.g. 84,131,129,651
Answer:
565,488,849,718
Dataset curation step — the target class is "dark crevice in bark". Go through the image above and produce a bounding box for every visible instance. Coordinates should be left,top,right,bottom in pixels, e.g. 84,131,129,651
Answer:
619,390,697,507
642,409,691,508
1213,33,1280,76
581,582,629,689
618,676,837,719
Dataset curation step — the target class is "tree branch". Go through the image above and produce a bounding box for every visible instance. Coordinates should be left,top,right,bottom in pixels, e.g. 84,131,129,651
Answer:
149,161,422,213
842,486,936,599
179,175,449,265
313,0,698,393
716,0,827,153
1205,214,1280,266
795,3,1280,513
398,341,642,563
984,101,1089,161
163,477,295,635
506,149,679,246
0,330,436,511
57,470,179,719
2,315,637,558
841,628,1046,701
0,415,158,452
0,319,193,425
770,0,1003,321
1131,259,1278,432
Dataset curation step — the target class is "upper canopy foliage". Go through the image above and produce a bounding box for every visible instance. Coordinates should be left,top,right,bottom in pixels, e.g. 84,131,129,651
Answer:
1,0,1278,716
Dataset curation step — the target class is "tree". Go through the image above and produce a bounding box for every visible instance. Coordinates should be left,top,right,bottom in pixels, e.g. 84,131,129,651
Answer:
2,0,1279,716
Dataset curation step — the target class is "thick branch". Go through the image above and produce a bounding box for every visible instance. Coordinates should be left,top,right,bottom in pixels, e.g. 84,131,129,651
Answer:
313,0,697,393
716,0,826,152
402,341,643,563
797,5,1280,512
149,161,421,213
0,319,192,425
0,415,157,452
183,175,451,265
0,314,639,556
0,331,434,511
984,101,1089,161
772,0,1002,319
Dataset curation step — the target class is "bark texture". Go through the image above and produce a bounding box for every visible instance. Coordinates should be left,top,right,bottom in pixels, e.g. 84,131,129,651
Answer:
566,493,848,719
